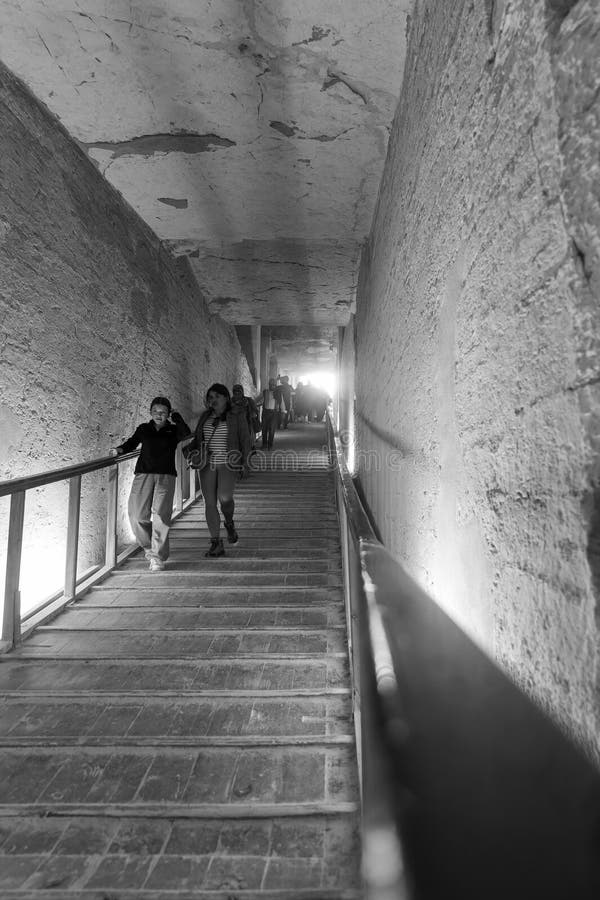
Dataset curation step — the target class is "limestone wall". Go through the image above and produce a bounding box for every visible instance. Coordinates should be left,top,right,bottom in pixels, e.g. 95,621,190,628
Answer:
353,0,600,758
0,63,251,613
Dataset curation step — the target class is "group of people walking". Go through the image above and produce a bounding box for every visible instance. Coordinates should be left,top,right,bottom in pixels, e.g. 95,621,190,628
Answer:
110,376,324,570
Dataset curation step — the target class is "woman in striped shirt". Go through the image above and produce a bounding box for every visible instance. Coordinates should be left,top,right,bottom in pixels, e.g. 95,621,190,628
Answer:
185,383,251,557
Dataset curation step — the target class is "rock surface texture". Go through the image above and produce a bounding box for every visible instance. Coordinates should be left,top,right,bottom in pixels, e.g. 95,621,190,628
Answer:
0,61,252,606
353,0,600,759
0,0,410,325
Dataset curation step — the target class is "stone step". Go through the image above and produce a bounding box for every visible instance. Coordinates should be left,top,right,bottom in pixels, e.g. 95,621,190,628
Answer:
247,467,332,473
17,629,348,658
105,572,344,588
0,812,360,898
173,524,338,535
170,521,338,532
0,657,350,693
82,586,343,605
0,745,359,807
175,509,337,518
121,558,342,573
226,497,334,504
0,695,353,743
167,540,339,553
57,606,346,630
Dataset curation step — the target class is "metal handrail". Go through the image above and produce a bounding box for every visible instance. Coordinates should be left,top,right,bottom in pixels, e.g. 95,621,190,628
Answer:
1,437,197,650
326,414,600,900
0,451,138,498
326,414,410,899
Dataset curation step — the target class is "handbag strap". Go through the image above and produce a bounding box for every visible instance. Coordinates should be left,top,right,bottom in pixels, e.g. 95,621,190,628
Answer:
204,416,221,451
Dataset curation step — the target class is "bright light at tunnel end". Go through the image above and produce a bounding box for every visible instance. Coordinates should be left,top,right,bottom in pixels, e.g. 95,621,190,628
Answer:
293,371,337,398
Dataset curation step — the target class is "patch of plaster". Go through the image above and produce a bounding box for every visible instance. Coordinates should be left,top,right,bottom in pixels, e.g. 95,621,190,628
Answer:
84,133,236,159
157,197,189,209
292,25,333,46
270,120,298,137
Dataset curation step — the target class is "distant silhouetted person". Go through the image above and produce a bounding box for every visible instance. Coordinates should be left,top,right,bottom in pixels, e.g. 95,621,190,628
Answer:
260,378,282,449
278,375,292,429
294,381,307,422
110,396,190,572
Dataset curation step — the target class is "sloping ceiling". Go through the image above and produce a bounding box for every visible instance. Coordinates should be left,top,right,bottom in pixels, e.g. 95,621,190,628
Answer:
0,0,410,333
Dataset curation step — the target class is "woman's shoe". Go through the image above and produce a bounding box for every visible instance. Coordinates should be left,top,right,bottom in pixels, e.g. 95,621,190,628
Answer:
224,520,239,545
205,538,225,558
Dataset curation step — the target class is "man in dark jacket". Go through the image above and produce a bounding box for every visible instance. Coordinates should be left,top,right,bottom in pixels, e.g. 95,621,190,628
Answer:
278,375,292,429
259,378,282,449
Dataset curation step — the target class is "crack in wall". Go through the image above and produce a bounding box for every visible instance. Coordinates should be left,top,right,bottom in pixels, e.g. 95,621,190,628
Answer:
322,67,369,104
204,254,327,271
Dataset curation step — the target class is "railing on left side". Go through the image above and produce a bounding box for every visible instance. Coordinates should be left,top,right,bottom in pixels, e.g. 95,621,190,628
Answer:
0,437,196,651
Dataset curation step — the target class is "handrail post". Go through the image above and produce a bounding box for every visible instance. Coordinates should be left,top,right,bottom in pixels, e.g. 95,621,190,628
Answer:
189,464,196,502
105,464,118,568
174,444,184,513
64,475,81,601
2,490,26,648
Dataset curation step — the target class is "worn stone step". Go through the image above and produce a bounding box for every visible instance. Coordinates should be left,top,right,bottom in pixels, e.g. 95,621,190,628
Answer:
171,529,340,558
174,515,338,525
227,498,335,505
170,522,338,534
16,629,348,658
57,606,346,630
0,889,360,900
0,695,353,743
244,470,332,474
167,547,338,560
0,745,359,807
0,658,350,693
121,558,341,573
172,501,334,511
0,812,360,897
81,586,343,606
106,572,344,588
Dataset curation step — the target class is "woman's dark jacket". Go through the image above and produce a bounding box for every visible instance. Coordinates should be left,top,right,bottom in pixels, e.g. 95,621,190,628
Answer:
183,408,251,470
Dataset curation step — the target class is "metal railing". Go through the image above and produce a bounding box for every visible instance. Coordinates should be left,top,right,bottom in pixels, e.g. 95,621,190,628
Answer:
0,438,196,650
326,415,600,900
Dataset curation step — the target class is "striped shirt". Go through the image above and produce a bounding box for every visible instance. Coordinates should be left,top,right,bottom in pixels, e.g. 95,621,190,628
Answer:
203,417,228,466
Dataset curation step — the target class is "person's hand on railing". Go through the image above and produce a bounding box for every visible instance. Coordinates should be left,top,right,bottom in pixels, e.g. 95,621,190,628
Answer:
108,448,124,458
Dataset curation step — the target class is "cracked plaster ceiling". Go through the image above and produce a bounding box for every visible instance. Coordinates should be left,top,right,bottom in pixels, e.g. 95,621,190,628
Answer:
0,0,410,343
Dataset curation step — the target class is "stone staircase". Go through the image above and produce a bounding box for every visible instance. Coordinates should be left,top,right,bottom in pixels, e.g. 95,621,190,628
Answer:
0,427,362,898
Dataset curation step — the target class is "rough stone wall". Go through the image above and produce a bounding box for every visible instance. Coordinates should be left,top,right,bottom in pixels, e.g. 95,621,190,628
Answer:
0,63,251,611
353,0,600,758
